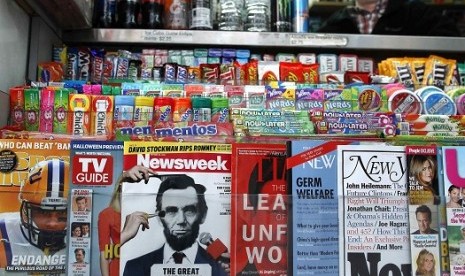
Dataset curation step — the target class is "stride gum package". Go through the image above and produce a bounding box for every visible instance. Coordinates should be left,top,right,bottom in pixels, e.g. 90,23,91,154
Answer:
68,94,91,135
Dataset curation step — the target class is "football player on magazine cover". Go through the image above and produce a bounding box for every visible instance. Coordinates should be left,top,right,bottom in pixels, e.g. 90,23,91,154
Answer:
0,159,68,274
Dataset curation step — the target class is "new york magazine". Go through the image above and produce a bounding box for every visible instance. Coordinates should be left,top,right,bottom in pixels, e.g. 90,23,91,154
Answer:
119,141,231,276
338,145,411,276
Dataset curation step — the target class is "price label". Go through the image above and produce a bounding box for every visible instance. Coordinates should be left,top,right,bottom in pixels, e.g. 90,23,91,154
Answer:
289,34,348,47
141,30,194,43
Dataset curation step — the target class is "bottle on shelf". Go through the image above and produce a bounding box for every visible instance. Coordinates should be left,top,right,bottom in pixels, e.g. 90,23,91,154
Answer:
117,0,141,28
218,0,244,31
189,0,213,29
94,0,117,27
141,0,164,28
271,0,292,32
292,0,309,33
244,0,270,32
164,0,189,29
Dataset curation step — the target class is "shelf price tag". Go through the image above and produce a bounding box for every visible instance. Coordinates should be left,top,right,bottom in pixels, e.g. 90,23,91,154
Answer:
141,30,194,43
289,34,348,46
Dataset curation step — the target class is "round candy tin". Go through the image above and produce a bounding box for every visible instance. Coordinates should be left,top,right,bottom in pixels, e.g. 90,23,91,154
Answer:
423,92,456,115
388,89,422,114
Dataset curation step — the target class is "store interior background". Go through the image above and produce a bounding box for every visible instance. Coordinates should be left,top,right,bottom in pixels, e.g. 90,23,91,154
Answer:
1,0,465,127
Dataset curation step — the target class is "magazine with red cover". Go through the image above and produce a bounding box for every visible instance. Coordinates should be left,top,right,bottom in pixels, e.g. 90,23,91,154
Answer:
119,141,232,276
231,143,288,275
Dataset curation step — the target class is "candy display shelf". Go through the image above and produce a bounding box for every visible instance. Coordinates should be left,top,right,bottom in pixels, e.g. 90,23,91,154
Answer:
61,28,465,53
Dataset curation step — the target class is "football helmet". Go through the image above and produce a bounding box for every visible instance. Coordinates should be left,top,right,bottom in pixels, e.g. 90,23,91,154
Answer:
19,159,69,252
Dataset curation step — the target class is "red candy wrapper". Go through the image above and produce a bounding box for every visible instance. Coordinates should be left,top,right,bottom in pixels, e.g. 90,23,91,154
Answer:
344,71,371,84
200,63,220,83
302,63,319,84
279,62,303,82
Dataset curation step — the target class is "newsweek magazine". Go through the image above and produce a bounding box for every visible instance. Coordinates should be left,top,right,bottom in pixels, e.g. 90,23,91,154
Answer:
338,145,411,276
120,141,232,276
231,143,288,275
66,141,124,276
442,146,465,276
287,140,356,276
406,146,441,276
0,139,70,275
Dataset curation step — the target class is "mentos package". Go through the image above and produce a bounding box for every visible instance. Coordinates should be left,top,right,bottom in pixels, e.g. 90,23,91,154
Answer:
68,94,91,136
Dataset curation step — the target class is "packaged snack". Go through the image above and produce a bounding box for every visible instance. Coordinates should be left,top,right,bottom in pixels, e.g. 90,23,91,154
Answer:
134,96,154,122
154,97,174,123
388,89,423,115
301,63,319,84
317,54,338,73
39,89,55,132
339,54,358,72
91,95,114,136
295,87,323,113
422,91,456,115
245,85,266,109
184,83,205,98
53,88,69,134
200,63,220,83
68,94,91,135
9,87,25,130
297,53,316,65
351,85,385,112
226,85,246,108
265,84,295,110
203,84,225,98
211,97,229,123
192,97,212,122
423,55,456,88
358,57,374,74
279,62,303,82
114,95,135,121
172,97,192,122
258,61,279,83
